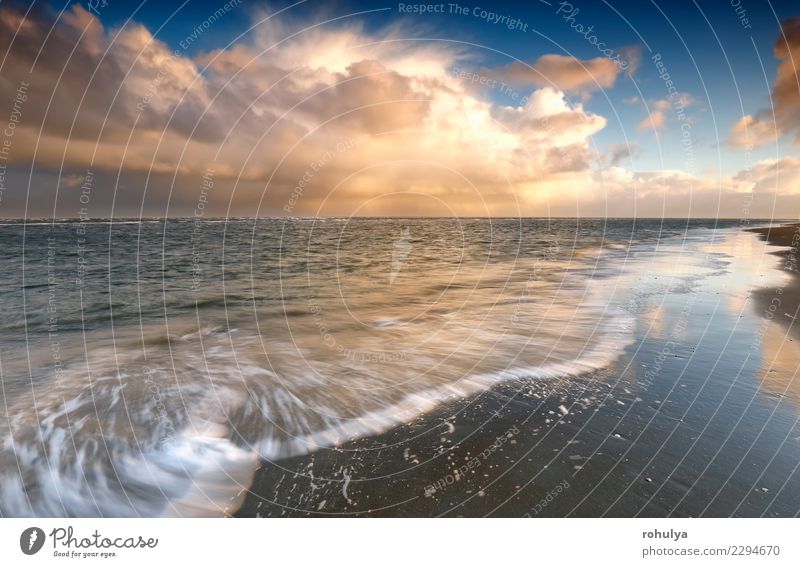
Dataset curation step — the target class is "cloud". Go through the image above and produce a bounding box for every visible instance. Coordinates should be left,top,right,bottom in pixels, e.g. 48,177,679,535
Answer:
486,54,625,97
652,93,695,111
59,173,85,189
578,156,800,217
727,18,800,148
0,4,610,216
734,156,800,194
607,142,639,166
0,4,795,218
728,114,778,148
634,93,696,132
637,110,665,131
772,18,800,139
632,92,697,133
617,45,643,76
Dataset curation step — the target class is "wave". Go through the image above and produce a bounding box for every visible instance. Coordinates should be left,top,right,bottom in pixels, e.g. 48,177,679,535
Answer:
0,282,633,517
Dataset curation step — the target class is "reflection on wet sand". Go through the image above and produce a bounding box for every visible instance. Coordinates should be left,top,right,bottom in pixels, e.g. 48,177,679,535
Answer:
749,223,800,411
758,321,800,410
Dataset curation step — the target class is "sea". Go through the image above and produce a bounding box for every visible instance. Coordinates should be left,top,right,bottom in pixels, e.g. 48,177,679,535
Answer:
1,218,798,517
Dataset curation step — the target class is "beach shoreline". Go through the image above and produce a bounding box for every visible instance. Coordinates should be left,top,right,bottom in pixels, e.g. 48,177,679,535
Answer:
3,219,799,517
748,223,800,340
235,225,800,518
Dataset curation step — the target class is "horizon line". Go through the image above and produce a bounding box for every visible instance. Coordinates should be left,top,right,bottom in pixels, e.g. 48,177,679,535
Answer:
0,216,794,221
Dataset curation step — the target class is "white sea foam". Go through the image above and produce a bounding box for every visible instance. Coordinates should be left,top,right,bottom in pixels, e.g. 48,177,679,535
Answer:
0,278,634,517
1,219,669,517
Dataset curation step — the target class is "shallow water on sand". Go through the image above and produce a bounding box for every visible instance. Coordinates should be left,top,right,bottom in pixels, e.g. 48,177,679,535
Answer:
237,224,800,517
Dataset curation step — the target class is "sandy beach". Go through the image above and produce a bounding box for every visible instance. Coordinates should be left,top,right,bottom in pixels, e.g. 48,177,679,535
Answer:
749,223,800,332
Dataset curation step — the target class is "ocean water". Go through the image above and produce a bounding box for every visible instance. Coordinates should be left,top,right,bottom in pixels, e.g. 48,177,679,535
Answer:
0,218,779,516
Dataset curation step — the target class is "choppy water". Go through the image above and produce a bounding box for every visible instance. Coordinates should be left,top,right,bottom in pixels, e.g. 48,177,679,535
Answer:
0,218,751,516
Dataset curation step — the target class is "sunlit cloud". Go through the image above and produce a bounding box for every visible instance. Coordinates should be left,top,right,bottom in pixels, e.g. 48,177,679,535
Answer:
0,4,797,217
727,18,800,149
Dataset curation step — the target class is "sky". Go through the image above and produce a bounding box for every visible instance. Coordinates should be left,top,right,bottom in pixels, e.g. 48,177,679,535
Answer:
0,0,799,217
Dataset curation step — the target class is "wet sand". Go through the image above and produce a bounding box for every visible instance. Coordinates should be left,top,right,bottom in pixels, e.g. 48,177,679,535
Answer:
236,226,800,517
747,222,800,412
748,223,800,338
748,223,800,255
